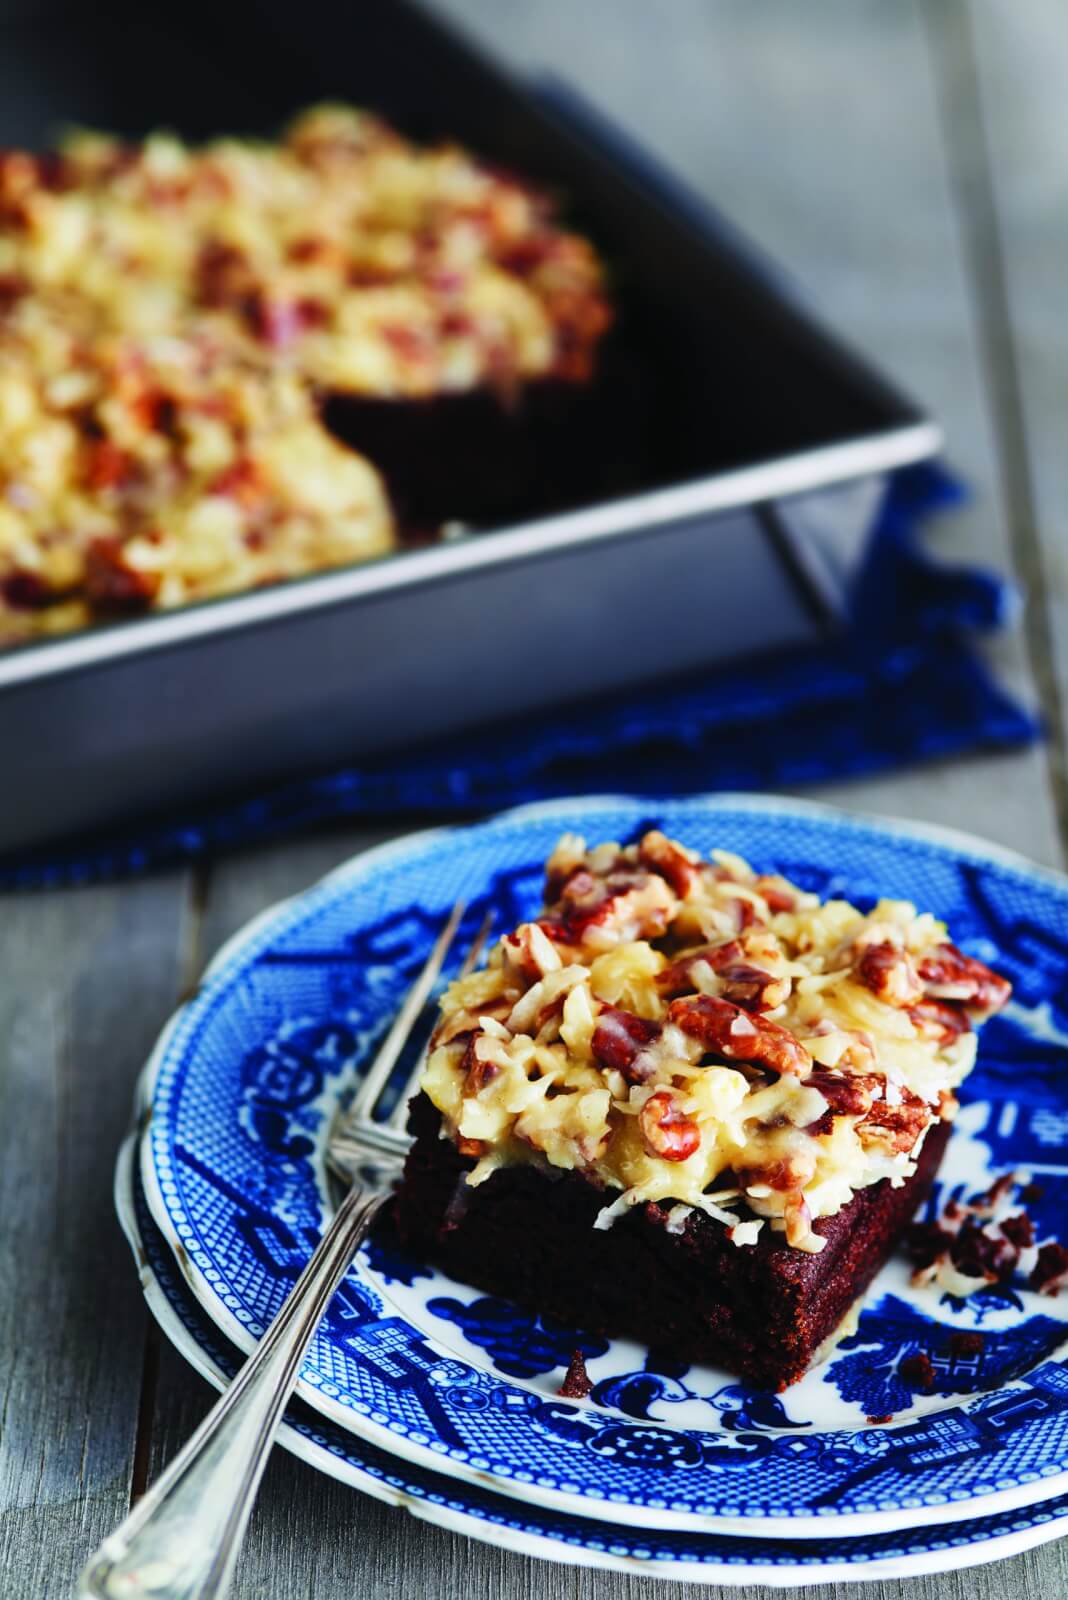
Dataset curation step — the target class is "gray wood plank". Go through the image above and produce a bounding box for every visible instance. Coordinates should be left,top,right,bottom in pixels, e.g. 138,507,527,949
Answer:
0,872,190,1595
959,0,1068,846
193,824,404,964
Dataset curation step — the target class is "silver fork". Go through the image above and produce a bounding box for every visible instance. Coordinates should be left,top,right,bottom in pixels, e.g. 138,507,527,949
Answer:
79,897,491,1600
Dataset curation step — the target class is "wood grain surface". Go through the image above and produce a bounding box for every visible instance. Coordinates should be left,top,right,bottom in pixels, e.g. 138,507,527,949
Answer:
1,2,1066,1596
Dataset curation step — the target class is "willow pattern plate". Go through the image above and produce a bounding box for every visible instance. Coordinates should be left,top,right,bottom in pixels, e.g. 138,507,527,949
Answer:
117,1135,1068,1585
136,795,1068,1536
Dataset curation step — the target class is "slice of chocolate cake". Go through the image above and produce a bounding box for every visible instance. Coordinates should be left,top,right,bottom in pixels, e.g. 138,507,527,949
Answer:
394,830,1011,1390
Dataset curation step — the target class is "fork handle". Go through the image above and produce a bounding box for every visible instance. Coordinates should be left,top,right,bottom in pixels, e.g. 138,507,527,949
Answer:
78,1183,384,1600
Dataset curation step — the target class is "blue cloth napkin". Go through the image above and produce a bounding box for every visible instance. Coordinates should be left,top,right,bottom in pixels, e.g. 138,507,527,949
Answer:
0,462,1040,890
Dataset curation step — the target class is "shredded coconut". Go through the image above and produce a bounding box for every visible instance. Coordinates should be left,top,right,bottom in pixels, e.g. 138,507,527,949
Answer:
0,105,611,643
422,831,1011,1252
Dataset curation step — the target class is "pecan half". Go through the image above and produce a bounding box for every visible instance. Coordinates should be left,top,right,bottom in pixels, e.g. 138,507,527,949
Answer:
855,940,924,1006
638,829,701,898
805,1069,881,1118
638,1090,701,1161
668,994,811,1078
917,943,1011,1016
856,1087,930,1154
542,869,676,948
658,939,790,1012
657,940,740,996
907,997,972,1045
718,961,791,1012
591,1007,661,1083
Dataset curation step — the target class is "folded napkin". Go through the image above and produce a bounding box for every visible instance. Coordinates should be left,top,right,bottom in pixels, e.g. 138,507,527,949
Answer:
0,463,1039,890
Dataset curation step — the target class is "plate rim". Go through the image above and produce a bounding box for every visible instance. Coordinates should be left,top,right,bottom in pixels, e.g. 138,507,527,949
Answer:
115,1131,1068,1588
133,790,1068,1538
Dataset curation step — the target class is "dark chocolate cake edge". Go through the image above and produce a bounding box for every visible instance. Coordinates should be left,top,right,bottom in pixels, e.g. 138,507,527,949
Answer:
393,1094,951,1390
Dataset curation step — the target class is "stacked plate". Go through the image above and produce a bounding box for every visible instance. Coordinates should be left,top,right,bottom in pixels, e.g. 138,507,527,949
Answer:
120,795,1068,1585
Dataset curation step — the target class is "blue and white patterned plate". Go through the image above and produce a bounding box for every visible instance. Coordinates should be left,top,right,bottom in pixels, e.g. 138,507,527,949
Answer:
117,1134,1068,1585
136,796,1068,1538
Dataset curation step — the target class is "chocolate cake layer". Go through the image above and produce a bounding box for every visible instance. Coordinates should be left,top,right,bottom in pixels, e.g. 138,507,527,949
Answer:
394,1094,951,1391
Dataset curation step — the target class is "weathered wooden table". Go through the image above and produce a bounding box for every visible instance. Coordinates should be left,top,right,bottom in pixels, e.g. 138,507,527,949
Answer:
3,1,1066,1595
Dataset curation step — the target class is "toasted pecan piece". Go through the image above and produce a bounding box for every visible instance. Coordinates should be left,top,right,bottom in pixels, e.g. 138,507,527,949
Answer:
84,536,160,614
541,868,677,948
638,1090,701,1161
855,940,924,1006
668,993,811,1077
856,1086,930,1154
917,943,1011,1016
658,936,791,1012
638,829,702,898
907,997,972,1045
590,1007,661,1083
805,1068,881,1118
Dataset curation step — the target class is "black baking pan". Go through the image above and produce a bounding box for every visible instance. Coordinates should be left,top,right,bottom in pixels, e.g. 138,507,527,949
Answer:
0,0,940,853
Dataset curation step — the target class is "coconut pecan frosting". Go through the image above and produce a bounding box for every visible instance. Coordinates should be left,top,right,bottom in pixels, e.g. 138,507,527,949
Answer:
0,105,611,642
421,831,1011,1252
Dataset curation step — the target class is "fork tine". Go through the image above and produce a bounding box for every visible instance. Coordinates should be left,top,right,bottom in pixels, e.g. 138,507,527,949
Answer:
458,907,496,979
348,897,466,1121
382,906,496,1133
